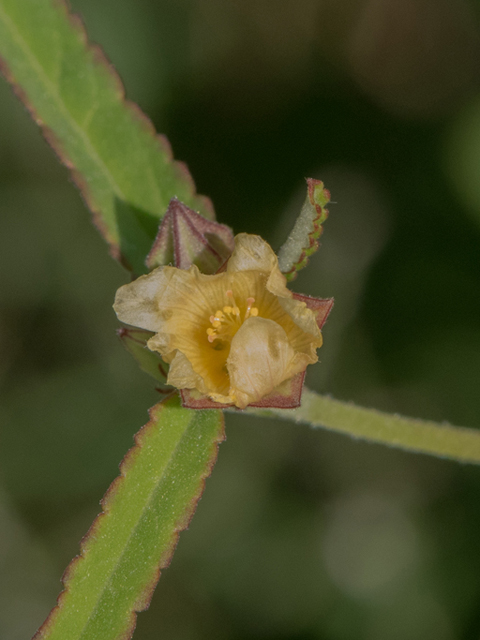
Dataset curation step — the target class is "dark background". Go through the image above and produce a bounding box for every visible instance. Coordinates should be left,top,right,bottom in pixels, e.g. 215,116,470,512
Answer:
1,1,480,638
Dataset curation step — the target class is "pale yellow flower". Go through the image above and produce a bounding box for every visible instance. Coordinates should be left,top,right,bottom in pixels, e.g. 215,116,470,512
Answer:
114,234,323,409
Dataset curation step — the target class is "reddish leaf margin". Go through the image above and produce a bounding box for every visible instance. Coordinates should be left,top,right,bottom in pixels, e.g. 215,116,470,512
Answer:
33,397,225,640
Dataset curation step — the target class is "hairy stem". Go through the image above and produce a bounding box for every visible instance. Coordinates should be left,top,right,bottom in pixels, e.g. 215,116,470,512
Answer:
249,388,480,464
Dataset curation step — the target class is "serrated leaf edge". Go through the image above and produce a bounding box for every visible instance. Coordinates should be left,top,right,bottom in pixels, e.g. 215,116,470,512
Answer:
33,398,225,640
278,178,330,282
0,0,215,269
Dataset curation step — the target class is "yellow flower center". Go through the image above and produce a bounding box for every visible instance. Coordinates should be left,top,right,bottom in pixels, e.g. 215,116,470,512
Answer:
206,290,258,347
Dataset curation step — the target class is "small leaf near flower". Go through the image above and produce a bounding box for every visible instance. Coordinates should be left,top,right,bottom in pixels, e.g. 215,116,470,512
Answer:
145,198,235,273
114,234,333,409
277,178,330,281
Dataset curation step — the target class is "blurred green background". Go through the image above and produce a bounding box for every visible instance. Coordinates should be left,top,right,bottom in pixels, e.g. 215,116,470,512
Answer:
1,0,480,638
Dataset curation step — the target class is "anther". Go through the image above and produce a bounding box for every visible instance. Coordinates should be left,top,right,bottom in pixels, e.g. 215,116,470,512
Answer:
207,290,260,345
224,290,240,316
245,297,257,319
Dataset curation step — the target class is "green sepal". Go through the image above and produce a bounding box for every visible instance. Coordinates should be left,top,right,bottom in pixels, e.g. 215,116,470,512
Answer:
146,198,235,273
118,327,169,386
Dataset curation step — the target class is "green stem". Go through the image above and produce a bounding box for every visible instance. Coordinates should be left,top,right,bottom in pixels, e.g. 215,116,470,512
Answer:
249,388,480,465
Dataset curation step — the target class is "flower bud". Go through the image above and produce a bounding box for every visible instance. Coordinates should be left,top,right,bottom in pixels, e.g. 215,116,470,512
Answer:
146,198,235,273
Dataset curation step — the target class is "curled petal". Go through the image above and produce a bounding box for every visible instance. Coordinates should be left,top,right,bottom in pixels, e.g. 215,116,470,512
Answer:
226,317,309,409
113,268,175,332
227,233,290,299
180,371,306,409
227,233,277,274
292,293,334,330
279,297,322,347
167,351,207,394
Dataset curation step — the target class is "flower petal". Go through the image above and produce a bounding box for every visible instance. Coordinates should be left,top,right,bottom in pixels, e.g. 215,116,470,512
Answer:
278,297,323,349
116,263,223,338
292,293,334,330
227,233,276,274
113,267,176,332
180,371,306,410
167,350,207,393
248,371,306,408
227,233,289,298
226,316,310,409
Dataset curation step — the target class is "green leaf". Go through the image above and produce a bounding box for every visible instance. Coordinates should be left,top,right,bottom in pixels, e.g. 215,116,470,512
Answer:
34,396,224,640
277,178,330,281
249,388,480,464
0,0,214,275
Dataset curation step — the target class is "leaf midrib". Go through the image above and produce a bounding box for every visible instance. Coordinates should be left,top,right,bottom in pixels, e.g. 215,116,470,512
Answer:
0,3,127,204
71,411,195,640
